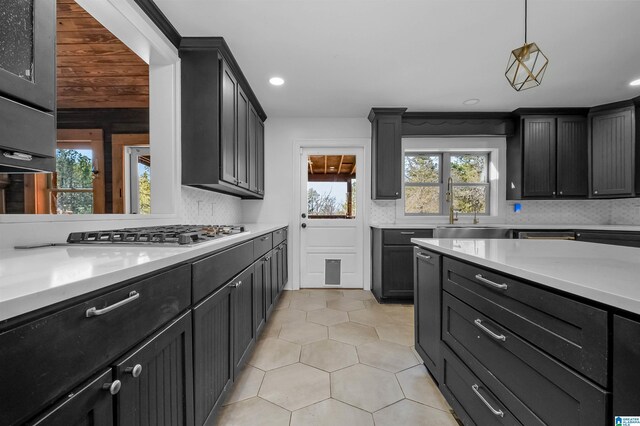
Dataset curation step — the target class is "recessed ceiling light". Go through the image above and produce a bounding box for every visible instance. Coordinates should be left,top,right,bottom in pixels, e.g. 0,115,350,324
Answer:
630,78,640,86
269,77,285,86
463,98,480,105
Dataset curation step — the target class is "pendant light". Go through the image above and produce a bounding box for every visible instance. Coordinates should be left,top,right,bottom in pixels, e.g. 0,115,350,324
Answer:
505,0,549,91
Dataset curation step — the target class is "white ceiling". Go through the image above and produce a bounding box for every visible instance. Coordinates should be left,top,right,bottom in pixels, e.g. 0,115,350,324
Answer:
154,0,640,117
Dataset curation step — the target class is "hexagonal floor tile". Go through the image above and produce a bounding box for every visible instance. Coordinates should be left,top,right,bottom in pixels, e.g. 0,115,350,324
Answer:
375,323,415,346
331,364,403,412
307,308,349,326
342,290,375,300
328,322,379,346
291,398,373,426
357,340,419,372
269,309,307,327
248,338,301,371
259,363,330,411
217,397,290,426
300,339,358,372
289,298,326,312
380,305,415,325
326,298,366,312
348,308,394,327
396,365,450,411
279,321,328,345
373,399,458,426
223,365,265,405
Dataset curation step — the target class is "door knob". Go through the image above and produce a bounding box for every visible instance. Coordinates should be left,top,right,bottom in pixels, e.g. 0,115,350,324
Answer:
301,213,307,218
301,223,307,228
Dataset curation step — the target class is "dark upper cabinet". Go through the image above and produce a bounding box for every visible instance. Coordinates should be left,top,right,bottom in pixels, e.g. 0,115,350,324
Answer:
510,115,588,199
557,116,588,196
0,0,56,173
522,117,556,197
220,60,238,186
590,106,637,197
180,38,266,199
368,108,407,200
413,248,441,383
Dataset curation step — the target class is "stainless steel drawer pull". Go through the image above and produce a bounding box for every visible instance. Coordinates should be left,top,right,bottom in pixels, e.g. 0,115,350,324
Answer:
471,384,504,417
416,252,432,261
260,236,270,241
86,291,140,317
228,282,239,288
475,274,508,290
400,231,415,235
3,151,33,161
125,364,143,378
474,319,507,341
103,380,122,395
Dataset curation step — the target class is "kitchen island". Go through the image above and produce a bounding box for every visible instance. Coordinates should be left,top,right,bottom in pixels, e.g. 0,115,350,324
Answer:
411,238,640,426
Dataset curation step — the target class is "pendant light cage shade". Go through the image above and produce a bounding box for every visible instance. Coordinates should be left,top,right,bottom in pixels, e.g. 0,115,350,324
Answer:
505,42,548,91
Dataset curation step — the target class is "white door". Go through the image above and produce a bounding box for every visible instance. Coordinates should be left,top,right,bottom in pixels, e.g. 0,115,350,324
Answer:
299,147,364,288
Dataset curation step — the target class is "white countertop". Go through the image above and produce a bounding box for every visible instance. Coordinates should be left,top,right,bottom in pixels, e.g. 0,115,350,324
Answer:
0,224,286,322
412,238,640,315
372,223,640,231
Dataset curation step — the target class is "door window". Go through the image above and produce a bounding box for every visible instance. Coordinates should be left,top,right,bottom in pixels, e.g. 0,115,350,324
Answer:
306,155,356,219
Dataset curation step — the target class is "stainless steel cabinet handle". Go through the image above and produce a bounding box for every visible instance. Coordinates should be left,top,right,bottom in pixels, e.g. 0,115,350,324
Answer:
416,252,432,261
474,319,506,341
264,256,271,261
275,230,282,234
474,274,508,290
228,282,239,288
3,151,33,161
125,364,143,378
103,380,122,395
400,231,415,235
471,384,504,417
238,280,242,287
260,236,270,241
86,291,140,317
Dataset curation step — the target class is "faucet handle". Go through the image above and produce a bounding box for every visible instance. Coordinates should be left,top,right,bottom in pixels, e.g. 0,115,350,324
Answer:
454,211,459,221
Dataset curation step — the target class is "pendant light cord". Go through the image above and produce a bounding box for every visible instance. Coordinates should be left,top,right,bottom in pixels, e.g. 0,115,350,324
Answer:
524,0,528,44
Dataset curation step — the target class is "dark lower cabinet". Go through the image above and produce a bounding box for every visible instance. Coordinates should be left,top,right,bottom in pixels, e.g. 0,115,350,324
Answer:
253,258,267,336
28,370,114,426
115,311,194,426
413,248,441,383
576,231,640,248
613,315,640,418
193,284,233,426
233,267,256,377
263,250,274,321
382,246,415,299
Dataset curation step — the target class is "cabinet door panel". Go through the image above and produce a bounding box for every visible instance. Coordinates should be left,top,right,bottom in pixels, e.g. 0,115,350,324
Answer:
381,246,414,298
254,260,266,336
264,251,274,320
256,120,265,195
523,117,556,197
248,106,258,192
220,60,237,185
613,315,640,417
115,311,194,426
237,87,249,189
28,370,114,426
414,248,441,382
233,268,255,377
591,108,635,196
557,116,588,197
372,115,402,199
193,285,233,425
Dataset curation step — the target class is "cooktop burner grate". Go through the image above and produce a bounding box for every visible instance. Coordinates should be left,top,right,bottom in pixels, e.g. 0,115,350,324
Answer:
67,225,245,246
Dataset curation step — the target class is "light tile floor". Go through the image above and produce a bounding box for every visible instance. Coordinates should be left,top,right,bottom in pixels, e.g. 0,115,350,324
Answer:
217,289,459,425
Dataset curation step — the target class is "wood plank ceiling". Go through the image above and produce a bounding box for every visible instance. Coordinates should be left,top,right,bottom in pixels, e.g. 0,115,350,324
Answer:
56,0,149,108
308,155,356,181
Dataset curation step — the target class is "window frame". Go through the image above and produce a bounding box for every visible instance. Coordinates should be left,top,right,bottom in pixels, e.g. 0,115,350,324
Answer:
396,137,506,223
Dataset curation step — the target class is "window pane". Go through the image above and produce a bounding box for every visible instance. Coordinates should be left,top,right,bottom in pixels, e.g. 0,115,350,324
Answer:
452,186,487,213
405,186,440,214
307,180,355,218
405,154,439,183
138,161,151,215
56,149,93,189
55,192,93,214
450,154,488,183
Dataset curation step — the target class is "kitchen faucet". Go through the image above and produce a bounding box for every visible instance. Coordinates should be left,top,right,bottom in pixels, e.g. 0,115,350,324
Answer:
445,177,457,224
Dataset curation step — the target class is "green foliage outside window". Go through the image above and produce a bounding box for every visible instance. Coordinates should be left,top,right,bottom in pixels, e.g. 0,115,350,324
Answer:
139,166,151,214
55,149,93,214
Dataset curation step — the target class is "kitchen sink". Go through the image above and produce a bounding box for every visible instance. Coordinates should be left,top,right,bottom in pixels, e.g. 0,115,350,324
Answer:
433,226,512,239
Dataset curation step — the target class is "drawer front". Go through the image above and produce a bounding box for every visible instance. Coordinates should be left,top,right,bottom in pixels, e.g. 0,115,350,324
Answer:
383,229,433,245
254,233,273,259
272,227,287,246
440,345,522,426
192,240,254,303
0,265,191,426
442,257,608,386
443,293,607,426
